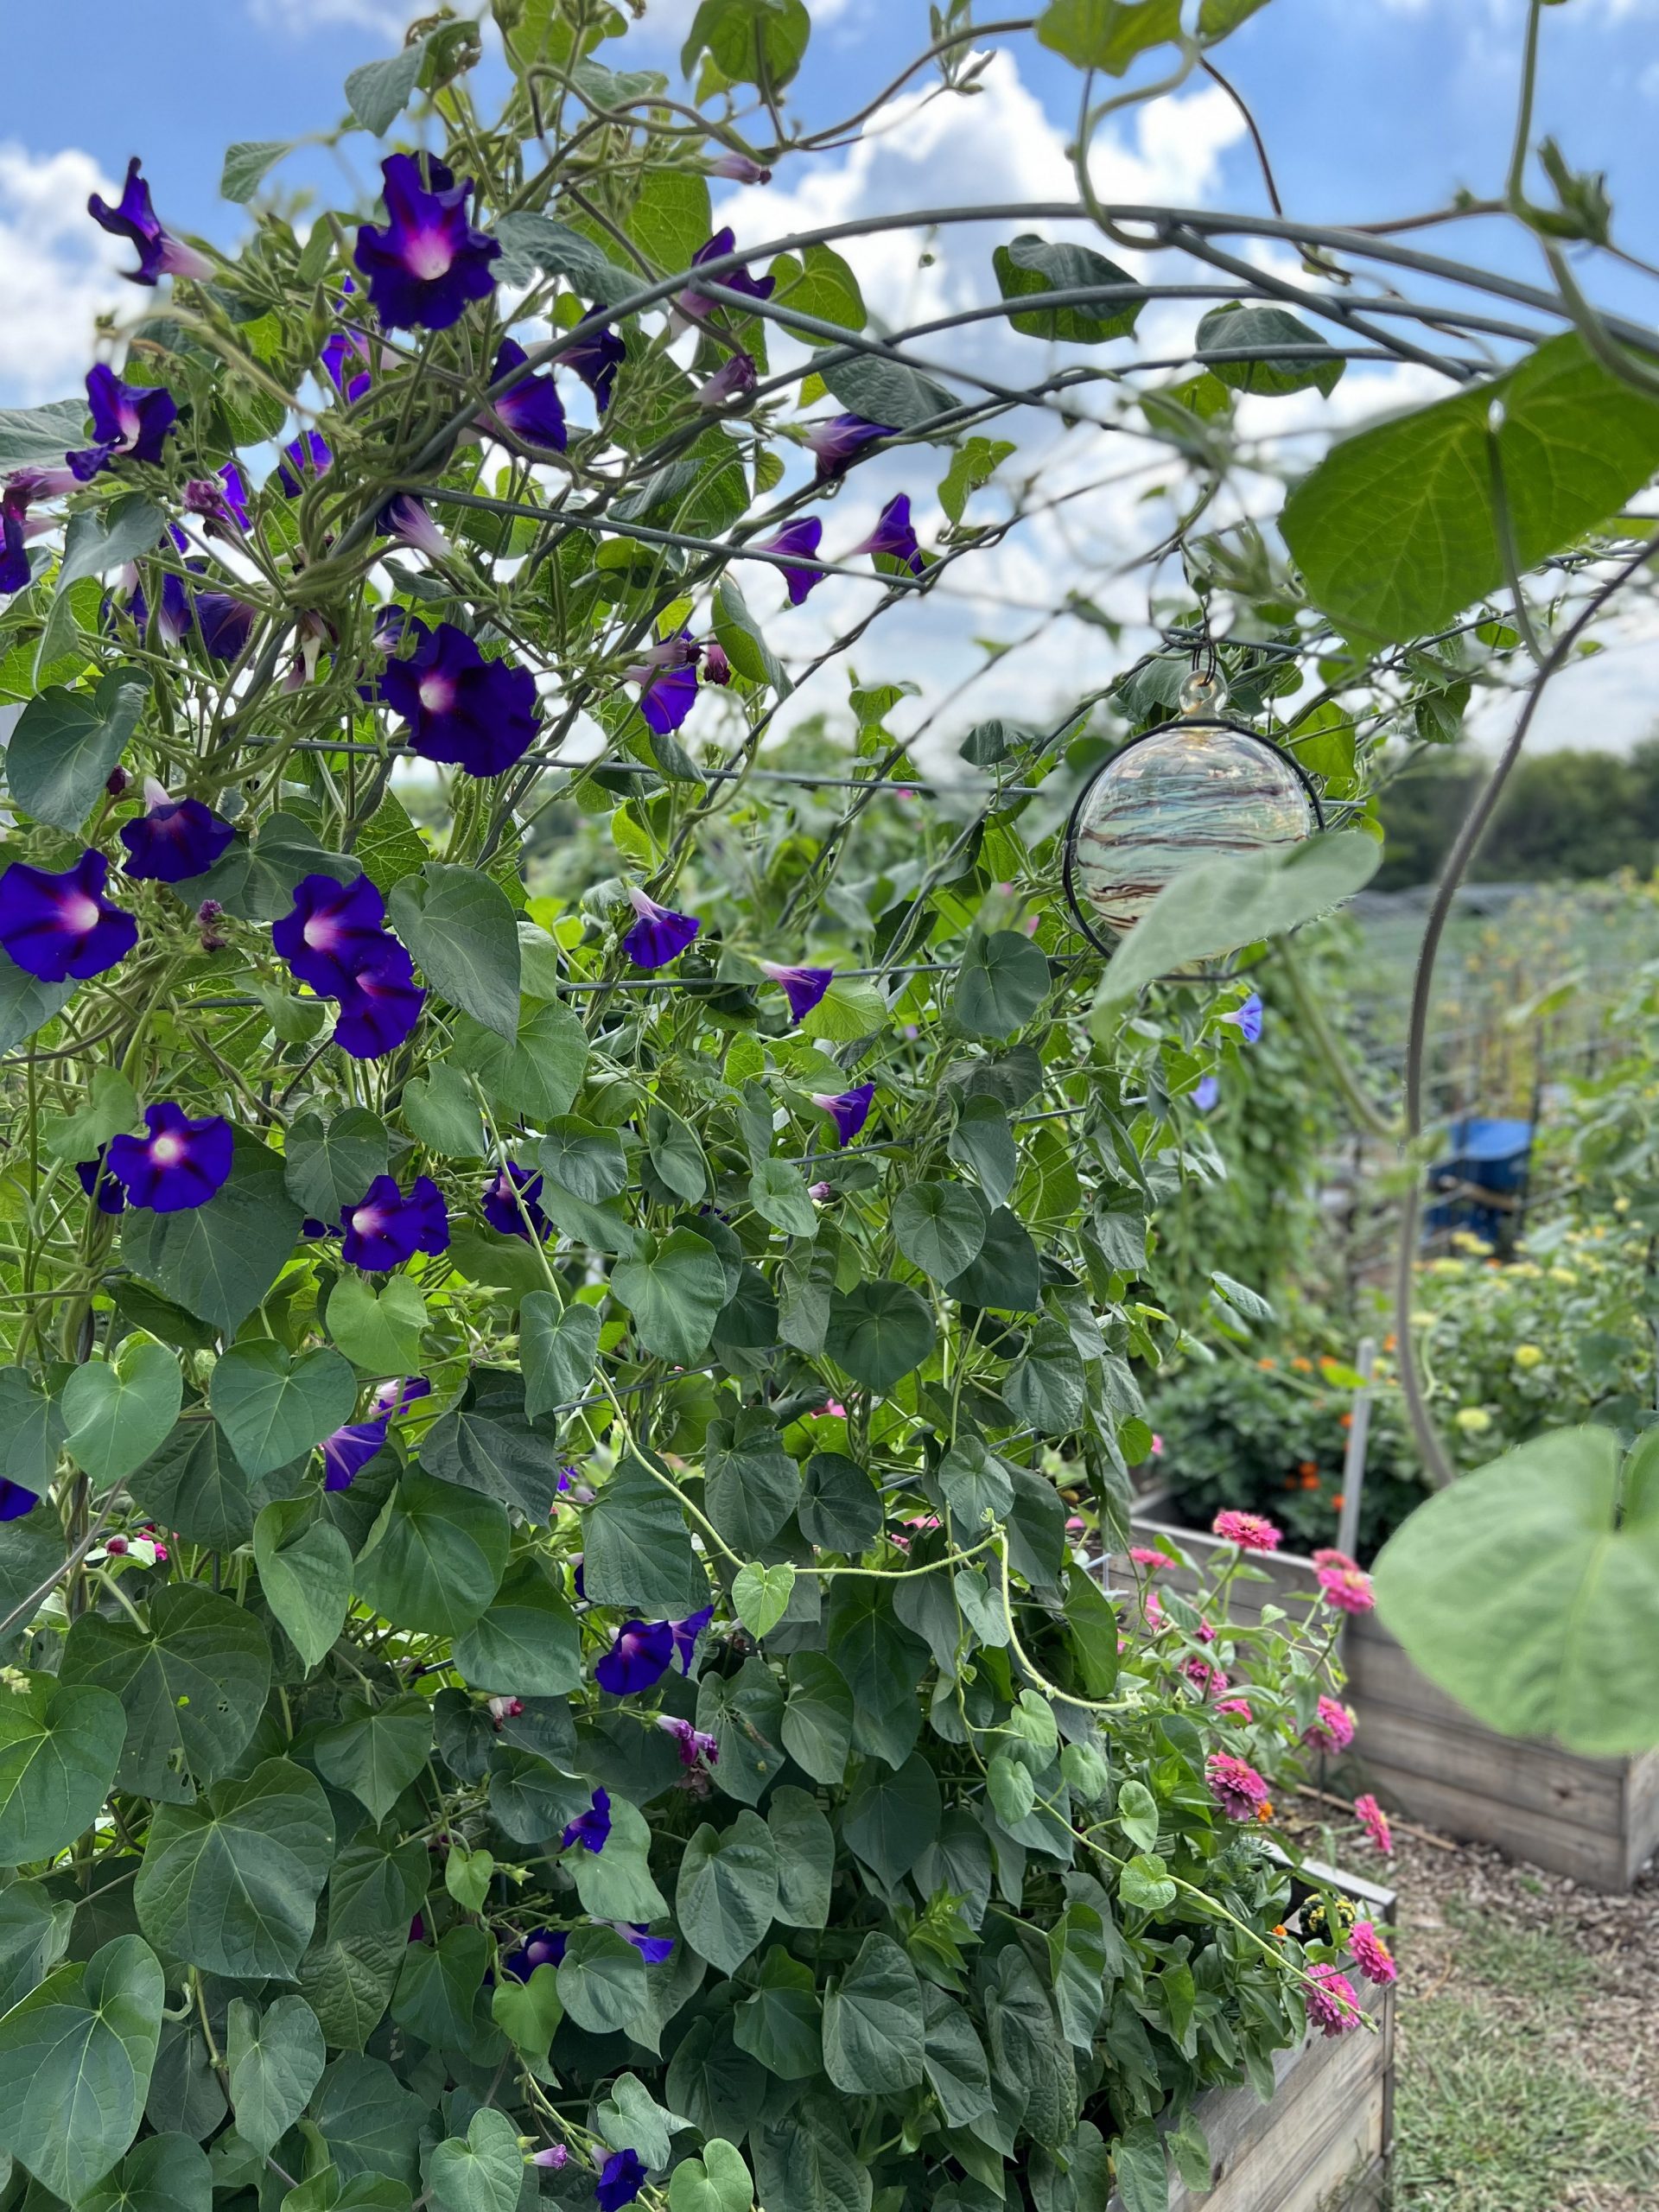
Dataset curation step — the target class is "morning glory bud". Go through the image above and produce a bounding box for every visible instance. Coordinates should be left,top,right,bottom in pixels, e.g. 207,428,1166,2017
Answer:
803,411,894,482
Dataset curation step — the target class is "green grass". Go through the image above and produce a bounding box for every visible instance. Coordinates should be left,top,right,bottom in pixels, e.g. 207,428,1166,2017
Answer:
1393,1911,1658,2210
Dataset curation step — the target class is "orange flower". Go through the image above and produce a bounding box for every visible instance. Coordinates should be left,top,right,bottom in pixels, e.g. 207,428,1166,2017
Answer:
1382,1332,1397,1352
1290,1356,1313,1373
1339,1412,1353,1429
1300,1471,1320,1491
1255,1802,1274,1822
1297,1460,1319,1478
1271,1923,1288,1939
1258,1357,1277,1370
1332,1492,1345,1510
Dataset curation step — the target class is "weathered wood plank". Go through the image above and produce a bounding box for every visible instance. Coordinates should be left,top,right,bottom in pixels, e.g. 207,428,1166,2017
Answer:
1351,1698,1625,1830
1352,1758,1631,1887
1104,1980,1392,2212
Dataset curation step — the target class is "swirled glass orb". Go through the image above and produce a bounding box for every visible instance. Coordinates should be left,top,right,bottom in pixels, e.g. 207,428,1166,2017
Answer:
1066,717,1316,943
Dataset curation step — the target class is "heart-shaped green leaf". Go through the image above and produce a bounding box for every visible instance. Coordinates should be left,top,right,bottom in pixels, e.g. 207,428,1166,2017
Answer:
0,1936,163,2202
255,1499,354,1671
327,1273,428,1373
423,2105,524,2212
60,1336,181,1491
211,1338,358,1476
733,1561,796,1640
226,1993,326,2158
0,1675,126,1866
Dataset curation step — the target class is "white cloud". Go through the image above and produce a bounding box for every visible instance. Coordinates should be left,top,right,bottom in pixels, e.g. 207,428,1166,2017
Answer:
0,145,130,406
247,0,410,31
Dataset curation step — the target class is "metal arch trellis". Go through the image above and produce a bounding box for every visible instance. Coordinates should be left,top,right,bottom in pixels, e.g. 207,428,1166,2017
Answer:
21,10,1659,1514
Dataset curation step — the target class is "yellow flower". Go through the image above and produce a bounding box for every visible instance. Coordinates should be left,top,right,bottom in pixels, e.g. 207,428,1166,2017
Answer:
1513,1344,1544,1370
1408,1310,1437,1331
1454,1406,1493,1435
1548,1268,1579,1286
1451,1231,1494,1256
1615,1197,1631,1215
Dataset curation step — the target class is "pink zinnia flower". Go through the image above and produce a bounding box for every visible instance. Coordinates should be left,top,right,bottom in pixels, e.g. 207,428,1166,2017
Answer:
813,1400,848,1419
1206,1751,1269,1821
1193,1618,1217,1644
1302,1696,1357,1754
1318,1563,1375,1614
1305,1962,1362,2037
1129,1547,1167,1569
1312,1546,1357,1573
1150,1433,1165,1456
1349,1922,1397,1986
1215,1697,1254,1721
1212,1509,1281,1554
1144,1590,1165,1631
1353,1793,1393,1854
1183,1657,1229,1697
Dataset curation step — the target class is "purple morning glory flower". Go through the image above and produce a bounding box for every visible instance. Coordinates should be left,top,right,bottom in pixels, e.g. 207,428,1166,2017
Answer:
596,2150,648,2212
195,592,257,663
276,431,331,498
755,518,826,605
760,962,832,1021
372,1374,431,1416
635,662,697,734
481,1161,550,1242
0,1479,39,1521
484,338,567,450
119,779,236,883
562,1787,612,1854
699,350,758,410
671,1603,714,1674
379,620,540,778
273,871,391,996
6,463,78,502
1221,991,1263,1043
0,507,32,594
709,152,772,184
594,1618,677,1696
331,949,426,1060
67,365,179,482
503,1928,568,1982
340,1174,449,1272
120,524,194,645
623,887,700,969
561,321,626,411
378,493,452,561
321,1415,389,1493
353,153,500,332
656,1714,719,1769
107,1101,234,1212
87,159,213,285
182,463,250,534
76,1153,125,1216
0,850,137,982
811,1082,874,1148
847,493,924,576
676,228,775,324
1194,1074,1221,1112
321,328,373,405
532,2147,570,2170
702,641,732,686
618,1925,675,1965
804,413,894,482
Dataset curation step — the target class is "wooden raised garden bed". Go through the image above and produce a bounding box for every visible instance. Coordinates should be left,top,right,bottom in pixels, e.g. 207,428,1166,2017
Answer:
1116,1517,1659,1890
1108,1859,1396,2212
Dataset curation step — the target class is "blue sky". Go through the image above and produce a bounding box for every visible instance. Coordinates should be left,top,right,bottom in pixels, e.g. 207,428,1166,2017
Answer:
3,0,1656,750
4,0,1657,347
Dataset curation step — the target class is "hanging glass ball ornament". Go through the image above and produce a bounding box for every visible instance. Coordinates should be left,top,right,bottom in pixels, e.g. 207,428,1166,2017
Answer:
1062,669,1323,957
